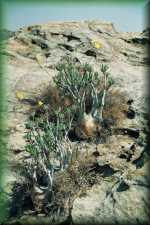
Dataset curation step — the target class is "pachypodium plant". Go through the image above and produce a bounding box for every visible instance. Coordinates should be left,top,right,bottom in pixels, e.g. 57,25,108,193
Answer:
25,109,72,191
54,57,114,122
24,57,114,201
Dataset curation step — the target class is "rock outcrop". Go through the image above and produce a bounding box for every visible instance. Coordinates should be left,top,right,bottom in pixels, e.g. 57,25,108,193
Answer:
1,20,149,224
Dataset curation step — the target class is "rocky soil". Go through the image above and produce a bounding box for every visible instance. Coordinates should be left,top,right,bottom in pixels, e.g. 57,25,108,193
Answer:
1,20,150,224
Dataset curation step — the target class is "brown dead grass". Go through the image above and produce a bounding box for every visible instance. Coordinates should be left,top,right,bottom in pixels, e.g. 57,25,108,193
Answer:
35,83,129,141
42,85,74,112
45,152,102,216
103,88,128,127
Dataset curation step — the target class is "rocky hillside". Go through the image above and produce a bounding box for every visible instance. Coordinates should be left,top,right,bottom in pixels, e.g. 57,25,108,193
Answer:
1,20,150,224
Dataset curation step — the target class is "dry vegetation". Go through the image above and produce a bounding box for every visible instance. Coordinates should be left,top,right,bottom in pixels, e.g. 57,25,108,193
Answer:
9,57,130,221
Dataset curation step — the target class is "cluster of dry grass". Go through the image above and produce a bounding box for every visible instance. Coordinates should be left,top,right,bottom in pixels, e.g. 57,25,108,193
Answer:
103,88,128,127
44,151,102,217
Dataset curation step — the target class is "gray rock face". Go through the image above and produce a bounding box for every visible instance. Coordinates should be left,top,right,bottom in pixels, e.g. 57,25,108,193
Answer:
72,162,150,225
2,20,149,224
71,135,150,224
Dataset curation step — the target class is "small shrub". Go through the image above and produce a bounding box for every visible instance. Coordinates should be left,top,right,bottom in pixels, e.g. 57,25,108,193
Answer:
17,57,127,216
54,58,114,121
24,109,72,196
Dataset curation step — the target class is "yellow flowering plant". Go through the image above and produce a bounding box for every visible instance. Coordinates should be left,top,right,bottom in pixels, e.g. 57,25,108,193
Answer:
91,40,102,49
37,100,43,107
15,91,25,100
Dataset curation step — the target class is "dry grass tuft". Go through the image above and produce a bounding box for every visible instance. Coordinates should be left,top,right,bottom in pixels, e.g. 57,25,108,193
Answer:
103,88,128,127
45,152,102,216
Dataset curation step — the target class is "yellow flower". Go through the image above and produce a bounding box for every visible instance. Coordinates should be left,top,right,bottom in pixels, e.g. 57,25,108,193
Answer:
37,100,43,107
16,91,24,100
92,40,102,49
